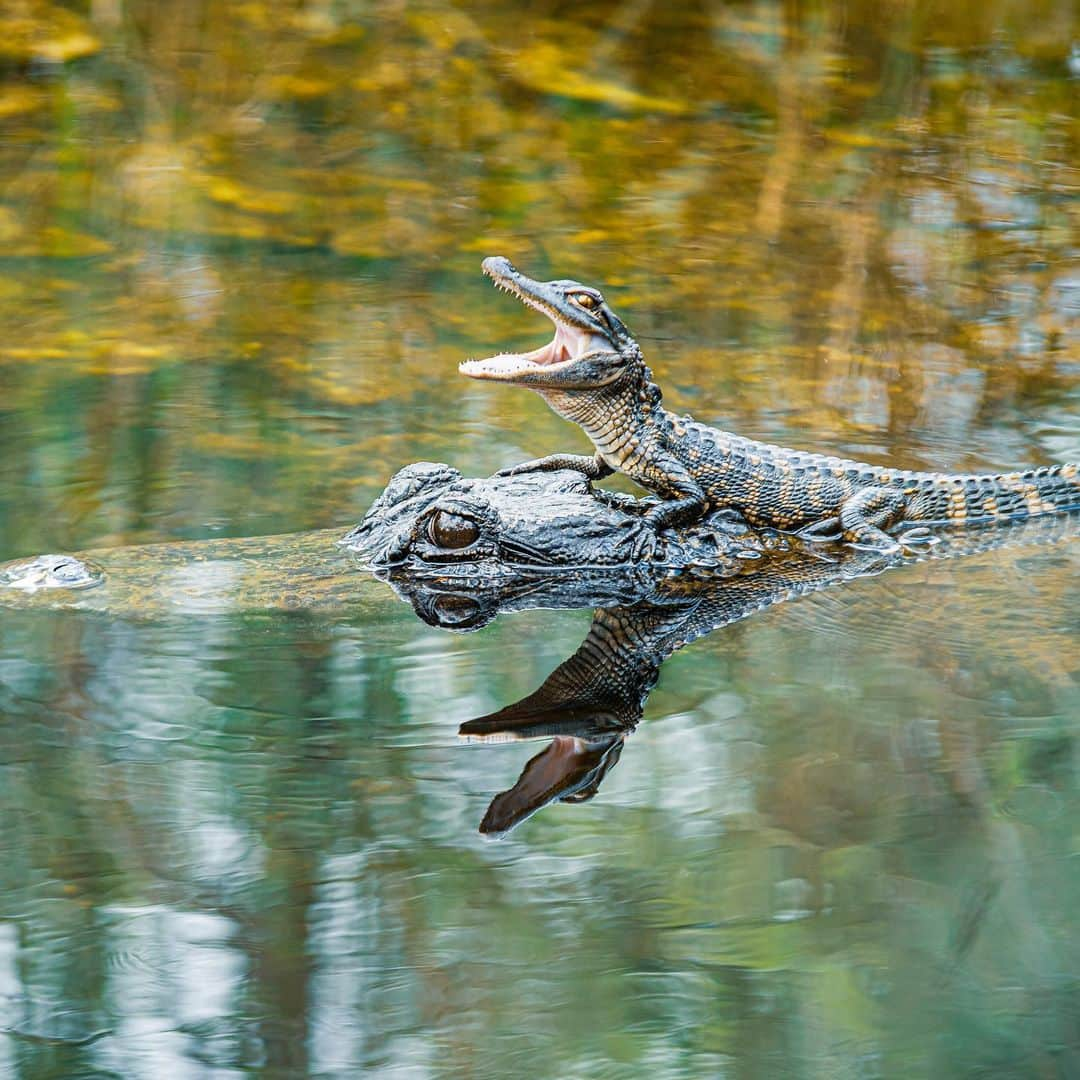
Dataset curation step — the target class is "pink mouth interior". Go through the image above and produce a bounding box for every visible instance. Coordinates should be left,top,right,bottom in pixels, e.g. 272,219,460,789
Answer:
461,322,600,377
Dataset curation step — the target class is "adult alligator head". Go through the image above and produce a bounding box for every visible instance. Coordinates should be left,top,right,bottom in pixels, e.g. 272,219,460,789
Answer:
344,461,764,630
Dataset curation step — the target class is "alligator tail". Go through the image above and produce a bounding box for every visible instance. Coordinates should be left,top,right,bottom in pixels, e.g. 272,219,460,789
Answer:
912,463,1080,525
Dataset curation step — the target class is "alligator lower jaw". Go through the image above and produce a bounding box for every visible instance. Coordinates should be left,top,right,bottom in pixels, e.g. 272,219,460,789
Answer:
460,324,607,381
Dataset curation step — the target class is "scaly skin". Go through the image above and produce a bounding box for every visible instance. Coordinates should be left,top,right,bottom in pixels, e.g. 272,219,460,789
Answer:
460,257,1080,552
349,462,769,629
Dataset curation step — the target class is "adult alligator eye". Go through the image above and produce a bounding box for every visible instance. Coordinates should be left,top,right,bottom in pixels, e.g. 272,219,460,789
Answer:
427,511,479,549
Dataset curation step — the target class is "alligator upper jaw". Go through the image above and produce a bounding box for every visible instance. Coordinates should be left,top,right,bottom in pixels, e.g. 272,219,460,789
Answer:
459,257,610,382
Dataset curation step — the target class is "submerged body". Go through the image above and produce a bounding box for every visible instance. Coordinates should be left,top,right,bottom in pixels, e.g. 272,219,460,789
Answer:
461,257,1080,551
0,529,374,616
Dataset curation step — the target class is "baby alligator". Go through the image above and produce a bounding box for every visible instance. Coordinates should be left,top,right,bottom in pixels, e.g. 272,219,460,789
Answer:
460,257,1080,552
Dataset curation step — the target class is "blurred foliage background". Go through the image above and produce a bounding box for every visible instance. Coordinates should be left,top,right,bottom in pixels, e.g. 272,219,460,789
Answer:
0,0,1076,555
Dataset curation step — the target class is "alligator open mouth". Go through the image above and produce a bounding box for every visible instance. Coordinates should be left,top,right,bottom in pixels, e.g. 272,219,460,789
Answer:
459,257,610,381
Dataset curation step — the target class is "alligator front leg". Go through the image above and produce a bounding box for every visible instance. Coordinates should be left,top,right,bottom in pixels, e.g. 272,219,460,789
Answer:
497,452,614,480
839,486,908,552
641,463,707,531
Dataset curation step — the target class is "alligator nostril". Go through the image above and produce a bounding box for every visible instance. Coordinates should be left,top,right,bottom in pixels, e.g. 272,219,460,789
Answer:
373,535,412,566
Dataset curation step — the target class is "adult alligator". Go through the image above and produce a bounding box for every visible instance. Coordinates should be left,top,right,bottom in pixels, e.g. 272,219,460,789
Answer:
461,257,1080,552
5,459,1074,627
0,463,762,616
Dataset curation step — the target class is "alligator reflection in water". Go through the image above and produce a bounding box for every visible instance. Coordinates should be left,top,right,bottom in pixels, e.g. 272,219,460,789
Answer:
355,464,1080,836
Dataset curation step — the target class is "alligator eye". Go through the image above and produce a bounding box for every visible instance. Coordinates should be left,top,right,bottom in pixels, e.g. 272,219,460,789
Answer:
572,292,598,310
427,511,479,549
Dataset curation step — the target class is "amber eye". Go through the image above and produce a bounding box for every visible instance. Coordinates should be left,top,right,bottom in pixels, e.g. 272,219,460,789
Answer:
427,511,479,549
572,292,598,310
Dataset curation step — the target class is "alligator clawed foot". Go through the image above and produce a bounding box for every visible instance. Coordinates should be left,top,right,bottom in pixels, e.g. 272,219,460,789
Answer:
629,526,657,562
895,526,939,550
796,517,843,543
596,491,657,515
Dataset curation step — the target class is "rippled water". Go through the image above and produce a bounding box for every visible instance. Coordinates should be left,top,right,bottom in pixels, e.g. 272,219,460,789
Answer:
0,1,1078,1076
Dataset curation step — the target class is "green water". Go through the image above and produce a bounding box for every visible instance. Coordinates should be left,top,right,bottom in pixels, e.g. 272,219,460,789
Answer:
1,1,1078,1075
